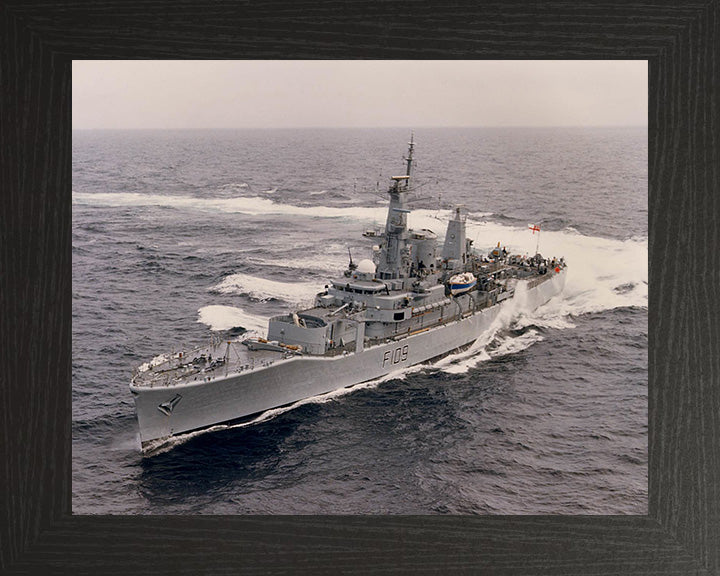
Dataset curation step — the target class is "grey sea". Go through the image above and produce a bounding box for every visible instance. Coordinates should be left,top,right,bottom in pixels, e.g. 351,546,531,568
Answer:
72,127,647,514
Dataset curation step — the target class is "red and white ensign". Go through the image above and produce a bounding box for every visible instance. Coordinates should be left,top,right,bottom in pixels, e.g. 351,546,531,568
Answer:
529,224,540,234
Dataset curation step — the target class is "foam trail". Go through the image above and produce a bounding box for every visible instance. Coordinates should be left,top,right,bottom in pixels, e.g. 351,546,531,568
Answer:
442,326,546,374
197,305,268,333
212,272,324,304
72,191,466,230
73,192,388,222
490,329,544,357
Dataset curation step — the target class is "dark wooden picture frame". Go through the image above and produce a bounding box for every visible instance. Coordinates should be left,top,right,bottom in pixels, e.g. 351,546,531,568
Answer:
2,2,718,574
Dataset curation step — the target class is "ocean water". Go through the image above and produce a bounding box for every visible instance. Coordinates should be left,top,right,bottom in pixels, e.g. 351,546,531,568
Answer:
72,127,647,514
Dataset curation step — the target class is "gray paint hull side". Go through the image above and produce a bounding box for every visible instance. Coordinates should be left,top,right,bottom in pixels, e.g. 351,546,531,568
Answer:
131,270,566,447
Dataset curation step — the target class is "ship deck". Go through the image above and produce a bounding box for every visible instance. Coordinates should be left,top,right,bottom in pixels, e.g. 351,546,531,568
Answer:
131,267,561,390
131,339,288,389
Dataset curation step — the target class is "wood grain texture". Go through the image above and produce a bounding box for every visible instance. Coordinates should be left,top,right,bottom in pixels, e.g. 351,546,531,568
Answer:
1,1,717,574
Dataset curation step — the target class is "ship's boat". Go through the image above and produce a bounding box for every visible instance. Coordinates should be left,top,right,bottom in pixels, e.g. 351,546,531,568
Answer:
130,134,568,452
448,272,477,295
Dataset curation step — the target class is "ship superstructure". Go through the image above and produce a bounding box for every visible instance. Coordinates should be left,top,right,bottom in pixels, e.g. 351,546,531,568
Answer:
130,136,567,451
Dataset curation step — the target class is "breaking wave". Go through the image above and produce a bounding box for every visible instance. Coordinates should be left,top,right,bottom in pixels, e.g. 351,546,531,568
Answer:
211,272,324,304
197,305,268,333
432,226,646,374
465,220,648,313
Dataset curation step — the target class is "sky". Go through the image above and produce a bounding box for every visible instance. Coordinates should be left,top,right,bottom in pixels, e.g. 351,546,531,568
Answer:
72,60,647,129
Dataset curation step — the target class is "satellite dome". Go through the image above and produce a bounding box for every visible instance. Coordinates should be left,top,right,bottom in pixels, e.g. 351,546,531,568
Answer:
356,259,376,274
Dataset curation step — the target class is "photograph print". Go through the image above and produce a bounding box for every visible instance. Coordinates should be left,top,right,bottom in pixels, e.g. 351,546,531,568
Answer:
72,60,647,515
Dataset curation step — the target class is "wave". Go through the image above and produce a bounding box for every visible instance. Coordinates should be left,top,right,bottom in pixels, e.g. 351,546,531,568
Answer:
435,328,545,375
197,305,268,333
429,225,647,375
210,272,324,304
465,220,648,313
432,284,537,374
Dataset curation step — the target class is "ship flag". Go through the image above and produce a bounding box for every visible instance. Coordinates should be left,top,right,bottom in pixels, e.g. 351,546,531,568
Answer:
529,224,541,255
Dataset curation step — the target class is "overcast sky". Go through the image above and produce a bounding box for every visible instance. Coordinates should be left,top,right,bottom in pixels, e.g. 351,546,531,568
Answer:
72,60,647,129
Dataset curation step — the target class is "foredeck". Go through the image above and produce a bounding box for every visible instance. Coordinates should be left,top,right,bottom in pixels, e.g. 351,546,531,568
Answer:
131,338,291,389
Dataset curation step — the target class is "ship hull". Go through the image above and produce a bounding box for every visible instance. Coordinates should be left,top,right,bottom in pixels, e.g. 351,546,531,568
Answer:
131,269,566,450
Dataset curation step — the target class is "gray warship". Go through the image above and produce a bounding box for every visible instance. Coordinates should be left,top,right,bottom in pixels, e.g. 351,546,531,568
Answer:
131,136,567,451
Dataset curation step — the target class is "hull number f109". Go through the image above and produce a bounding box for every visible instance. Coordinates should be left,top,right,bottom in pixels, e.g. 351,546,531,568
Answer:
383,345,409,367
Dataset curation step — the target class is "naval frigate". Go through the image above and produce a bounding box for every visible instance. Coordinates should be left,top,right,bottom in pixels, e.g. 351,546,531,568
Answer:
130,136,567,452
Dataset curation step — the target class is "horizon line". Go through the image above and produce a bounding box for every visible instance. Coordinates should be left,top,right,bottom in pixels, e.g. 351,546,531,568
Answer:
72,124,649,131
